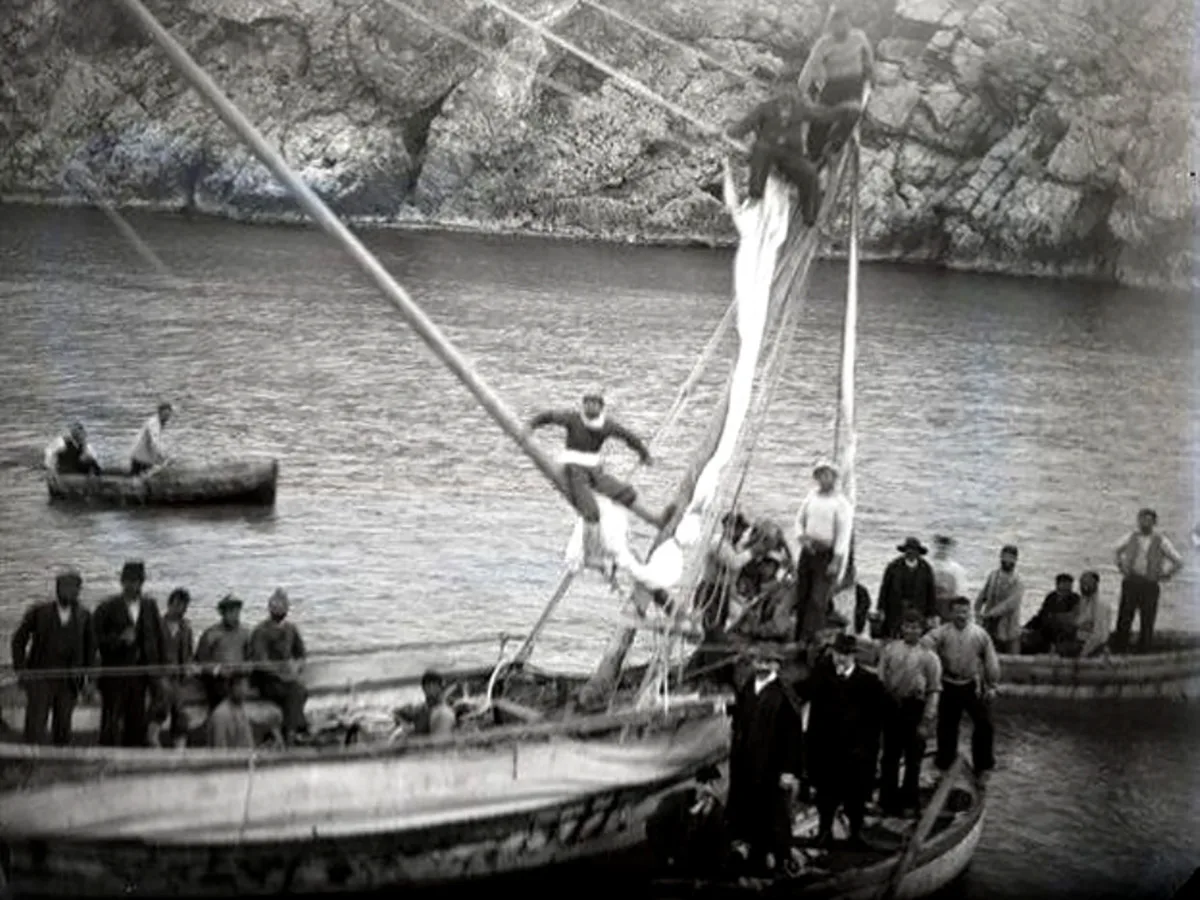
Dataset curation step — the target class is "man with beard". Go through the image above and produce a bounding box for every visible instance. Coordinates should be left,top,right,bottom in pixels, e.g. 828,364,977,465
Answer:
725,652,805,874
10,568,96,746
876,537,938,638
1021,574,1081,655
1071,571,1112,658
250,588,309,745
1111,508,1183,653
92,560,165,747
802,633,887,848
975,544,1025,654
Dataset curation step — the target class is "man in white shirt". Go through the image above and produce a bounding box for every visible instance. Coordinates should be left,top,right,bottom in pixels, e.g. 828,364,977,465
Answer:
1111,508,1183,653
129,402,173,475
930,534,969,623
793,460,853,641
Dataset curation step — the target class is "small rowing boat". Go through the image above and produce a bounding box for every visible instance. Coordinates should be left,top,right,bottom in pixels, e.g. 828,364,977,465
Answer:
46,459,278,508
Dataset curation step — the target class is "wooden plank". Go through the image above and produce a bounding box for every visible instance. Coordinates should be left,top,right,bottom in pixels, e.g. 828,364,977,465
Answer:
878,755,967,900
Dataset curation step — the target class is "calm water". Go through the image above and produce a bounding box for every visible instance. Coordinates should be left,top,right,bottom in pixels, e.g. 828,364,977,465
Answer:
0,205,1196,897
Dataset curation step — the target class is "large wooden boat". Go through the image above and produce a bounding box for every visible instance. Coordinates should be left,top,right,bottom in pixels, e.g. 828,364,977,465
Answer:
654,761,985,900
46,459,278,508
995,630,1200,701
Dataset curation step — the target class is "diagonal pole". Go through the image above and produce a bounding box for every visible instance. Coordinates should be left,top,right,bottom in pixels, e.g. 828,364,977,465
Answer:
108,0,593,513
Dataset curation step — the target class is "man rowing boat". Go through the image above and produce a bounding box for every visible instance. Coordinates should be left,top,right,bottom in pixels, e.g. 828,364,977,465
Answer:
129,402,173,475
526,389,674,530
44,422,102,476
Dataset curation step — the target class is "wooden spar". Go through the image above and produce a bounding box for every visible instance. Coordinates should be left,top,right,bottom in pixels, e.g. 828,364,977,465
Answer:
512,298,737,666
579,0,763,85
833,135,860,588
107,0,620,520
878,756,967,900
481,0,749,155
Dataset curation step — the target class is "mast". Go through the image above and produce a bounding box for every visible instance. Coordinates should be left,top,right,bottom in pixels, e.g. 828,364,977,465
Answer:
109,0,583,513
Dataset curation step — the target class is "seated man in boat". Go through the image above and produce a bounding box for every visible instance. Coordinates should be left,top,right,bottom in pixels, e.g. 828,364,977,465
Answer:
1020,573,1081,655
725,85,856,226
1068,571,1112,658
526,389,674,531
693,511,753,632
250,589,310,746
129,401,173,475
393,669,456,738
194,594,254,710
43,422,102,476
206,673,255,749
798,7,874,166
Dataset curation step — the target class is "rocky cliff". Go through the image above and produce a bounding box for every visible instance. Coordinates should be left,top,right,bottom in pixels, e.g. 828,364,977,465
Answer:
1,0,1193,288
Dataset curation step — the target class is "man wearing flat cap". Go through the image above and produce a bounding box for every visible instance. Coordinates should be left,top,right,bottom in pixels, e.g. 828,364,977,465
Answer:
1111,507,1183,653
876,537,937,639
793,460,854,641
194,594,254,710
10,567,96,746
93,560,165,747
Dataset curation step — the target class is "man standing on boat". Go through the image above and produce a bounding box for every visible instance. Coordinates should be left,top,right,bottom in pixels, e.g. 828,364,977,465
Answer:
793,460,853,641
930,534,969,623
922,596,999,784
877,609,942,816
250,588,309,746
44,422,102,476
148,587,195,748
1111,508,1183,653
93,560,166,748
10,568,96,746
876,537,938,638
129,401,172,475
798,7,875,166
525,389,674,530
974,544,1025,654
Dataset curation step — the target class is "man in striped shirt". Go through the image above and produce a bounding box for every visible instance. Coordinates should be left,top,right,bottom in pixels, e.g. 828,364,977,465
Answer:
792,460,853,641
922,596,1000,782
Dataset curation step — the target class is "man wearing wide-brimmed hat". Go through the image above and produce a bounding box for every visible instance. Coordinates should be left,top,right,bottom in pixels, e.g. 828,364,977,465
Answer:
793,460,853,641
92,560,165,747
876,536,937,639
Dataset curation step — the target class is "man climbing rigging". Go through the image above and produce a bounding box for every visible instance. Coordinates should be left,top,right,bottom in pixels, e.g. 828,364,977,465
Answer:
798,8,874,166
725,86,857,226
526,389,674,530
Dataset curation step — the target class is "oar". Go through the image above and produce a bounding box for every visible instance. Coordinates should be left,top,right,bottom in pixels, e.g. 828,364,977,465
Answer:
877,754,967,900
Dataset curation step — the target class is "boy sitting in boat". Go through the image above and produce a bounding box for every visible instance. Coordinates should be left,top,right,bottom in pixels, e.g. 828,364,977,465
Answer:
44,422,102,476
392,669,456,738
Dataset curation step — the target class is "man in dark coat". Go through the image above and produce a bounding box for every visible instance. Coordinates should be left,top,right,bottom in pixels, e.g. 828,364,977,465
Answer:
726,651,805,873
92,560,165,747
10,568,95,746
876,537,938,638
1021,573,1082,655
802,633,887,848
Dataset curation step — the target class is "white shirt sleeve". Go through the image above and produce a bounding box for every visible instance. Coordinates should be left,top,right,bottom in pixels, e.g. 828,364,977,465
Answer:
43,437,64,471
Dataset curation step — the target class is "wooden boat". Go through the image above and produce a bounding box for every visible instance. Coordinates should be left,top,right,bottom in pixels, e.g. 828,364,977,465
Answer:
46,458,278,508
653,760,985,900
994,630,1200,701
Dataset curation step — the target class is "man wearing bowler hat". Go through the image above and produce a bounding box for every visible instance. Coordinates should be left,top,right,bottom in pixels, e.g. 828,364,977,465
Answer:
876,537,938,639
92,560,165,747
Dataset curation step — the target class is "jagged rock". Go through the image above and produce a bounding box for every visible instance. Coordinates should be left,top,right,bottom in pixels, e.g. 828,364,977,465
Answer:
0,0,1194,288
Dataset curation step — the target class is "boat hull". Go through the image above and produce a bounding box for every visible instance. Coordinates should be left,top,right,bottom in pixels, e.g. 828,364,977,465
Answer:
45,459,278,508
0,706,728,896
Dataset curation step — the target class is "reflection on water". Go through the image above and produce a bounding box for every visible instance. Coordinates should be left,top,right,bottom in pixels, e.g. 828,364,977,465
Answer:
0,205,1197,897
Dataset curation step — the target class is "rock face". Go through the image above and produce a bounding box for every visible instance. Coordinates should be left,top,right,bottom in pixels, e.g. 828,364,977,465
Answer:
0,0,1193,287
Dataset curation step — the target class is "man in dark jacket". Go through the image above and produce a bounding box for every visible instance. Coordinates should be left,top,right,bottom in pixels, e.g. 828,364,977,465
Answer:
876,537,938,638
726,651,805,873
10,568,95,746
1021,573,1082,655
727,88,857,226
92,560,165,747
802,633,887,848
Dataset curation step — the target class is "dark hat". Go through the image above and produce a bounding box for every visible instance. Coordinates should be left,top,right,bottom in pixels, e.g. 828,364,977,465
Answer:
216,593,242,610
897,537,928,555
1000,544,1019,557
1080,570,1100,582
55,567,82,587
695,764,721,784
120,560,146,581
421,668,445,686
168,587,192,605
1055,573,1074,584
832,633,857,655
933,534,955,548
1137,507,1158,521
